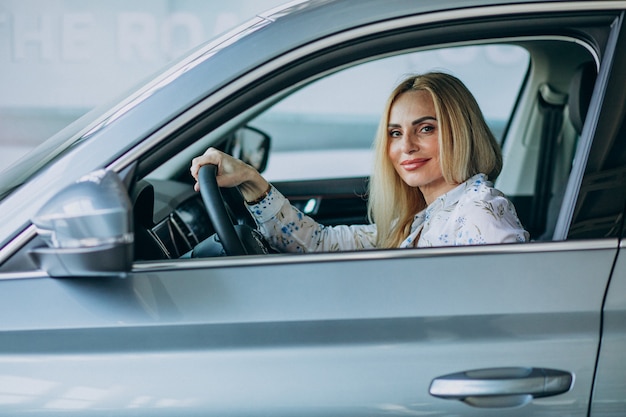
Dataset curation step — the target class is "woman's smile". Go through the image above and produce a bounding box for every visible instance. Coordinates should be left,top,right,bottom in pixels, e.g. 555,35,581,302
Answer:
400,157,431,171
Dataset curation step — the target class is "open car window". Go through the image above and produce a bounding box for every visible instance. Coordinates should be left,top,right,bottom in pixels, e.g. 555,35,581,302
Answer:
138,37,596,261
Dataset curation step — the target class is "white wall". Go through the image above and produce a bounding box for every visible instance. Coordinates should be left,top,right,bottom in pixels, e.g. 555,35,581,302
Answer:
0,0,286,164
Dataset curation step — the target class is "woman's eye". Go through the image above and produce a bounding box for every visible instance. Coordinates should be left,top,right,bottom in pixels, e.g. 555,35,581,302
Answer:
419,125,435,134
388,130,402,138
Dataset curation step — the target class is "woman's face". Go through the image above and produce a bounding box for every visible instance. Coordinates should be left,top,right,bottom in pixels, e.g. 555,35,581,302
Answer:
387,90,457,205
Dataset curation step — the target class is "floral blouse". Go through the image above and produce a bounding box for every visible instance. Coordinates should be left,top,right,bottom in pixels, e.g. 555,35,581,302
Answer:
246,174,529,253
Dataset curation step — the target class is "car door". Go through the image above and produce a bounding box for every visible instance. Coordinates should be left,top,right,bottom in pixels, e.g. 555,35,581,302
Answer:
1,3,625,416
2,234,613,415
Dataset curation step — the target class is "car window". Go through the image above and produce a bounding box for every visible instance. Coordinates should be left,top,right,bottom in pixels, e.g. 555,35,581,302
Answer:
253,45,529,182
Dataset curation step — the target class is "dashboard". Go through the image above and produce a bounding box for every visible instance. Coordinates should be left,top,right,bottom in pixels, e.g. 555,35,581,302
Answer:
132,179,215,260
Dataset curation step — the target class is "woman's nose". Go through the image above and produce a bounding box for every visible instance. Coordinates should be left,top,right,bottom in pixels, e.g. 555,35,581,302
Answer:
400,133,417,153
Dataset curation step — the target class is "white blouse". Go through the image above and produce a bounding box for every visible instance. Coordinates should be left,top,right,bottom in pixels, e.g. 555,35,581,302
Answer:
246,174,529,253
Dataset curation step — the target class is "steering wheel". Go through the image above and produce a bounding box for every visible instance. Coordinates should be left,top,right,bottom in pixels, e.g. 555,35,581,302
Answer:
197,164,269,256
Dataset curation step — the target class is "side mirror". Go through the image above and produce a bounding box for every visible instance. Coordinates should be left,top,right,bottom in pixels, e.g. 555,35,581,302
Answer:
29,170,133,278
229,125,271,173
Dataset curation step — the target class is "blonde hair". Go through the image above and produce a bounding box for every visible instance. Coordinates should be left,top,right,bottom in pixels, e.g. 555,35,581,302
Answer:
368,72,502,248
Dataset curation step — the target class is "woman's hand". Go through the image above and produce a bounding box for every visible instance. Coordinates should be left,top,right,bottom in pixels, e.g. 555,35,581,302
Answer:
190,147,270,203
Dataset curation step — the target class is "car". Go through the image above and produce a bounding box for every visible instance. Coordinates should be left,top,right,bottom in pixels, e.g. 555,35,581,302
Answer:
1,0,625,415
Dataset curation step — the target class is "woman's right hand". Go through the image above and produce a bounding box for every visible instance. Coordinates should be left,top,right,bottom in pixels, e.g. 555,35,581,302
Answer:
190,147,270,203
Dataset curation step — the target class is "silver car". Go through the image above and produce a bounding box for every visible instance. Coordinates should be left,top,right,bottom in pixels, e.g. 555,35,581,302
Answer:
1,0,625,415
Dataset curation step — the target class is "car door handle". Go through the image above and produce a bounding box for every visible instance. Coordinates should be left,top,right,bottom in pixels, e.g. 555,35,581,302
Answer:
429,367,573,408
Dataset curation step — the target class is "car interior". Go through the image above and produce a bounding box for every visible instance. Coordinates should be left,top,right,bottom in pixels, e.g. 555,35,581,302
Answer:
125,34,597,261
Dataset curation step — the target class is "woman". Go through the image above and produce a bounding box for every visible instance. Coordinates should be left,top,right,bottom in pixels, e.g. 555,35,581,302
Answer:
190,72,529,252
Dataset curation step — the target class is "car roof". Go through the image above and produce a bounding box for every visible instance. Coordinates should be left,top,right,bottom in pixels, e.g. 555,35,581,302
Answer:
261,0,569,21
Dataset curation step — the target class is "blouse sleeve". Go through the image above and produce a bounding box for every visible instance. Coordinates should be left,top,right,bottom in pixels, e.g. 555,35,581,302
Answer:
246,186,377,253
453,190,529,245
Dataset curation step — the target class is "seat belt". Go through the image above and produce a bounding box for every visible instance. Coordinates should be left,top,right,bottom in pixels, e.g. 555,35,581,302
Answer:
529,84,568,236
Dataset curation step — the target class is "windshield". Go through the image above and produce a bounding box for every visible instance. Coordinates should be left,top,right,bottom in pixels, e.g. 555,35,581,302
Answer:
0,111,97,200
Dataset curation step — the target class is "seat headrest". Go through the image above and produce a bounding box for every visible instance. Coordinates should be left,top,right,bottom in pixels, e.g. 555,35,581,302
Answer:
568,61,597,134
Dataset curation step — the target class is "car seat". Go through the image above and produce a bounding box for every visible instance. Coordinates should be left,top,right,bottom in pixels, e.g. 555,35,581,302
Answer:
538,61,597,240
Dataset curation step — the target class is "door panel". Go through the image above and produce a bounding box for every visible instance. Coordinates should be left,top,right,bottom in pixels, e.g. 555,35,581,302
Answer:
273,176,369,226
0,241,613,415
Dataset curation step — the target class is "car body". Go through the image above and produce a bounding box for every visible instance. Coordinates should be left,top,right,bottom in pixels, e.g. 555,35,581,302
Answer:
1,0,626,415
